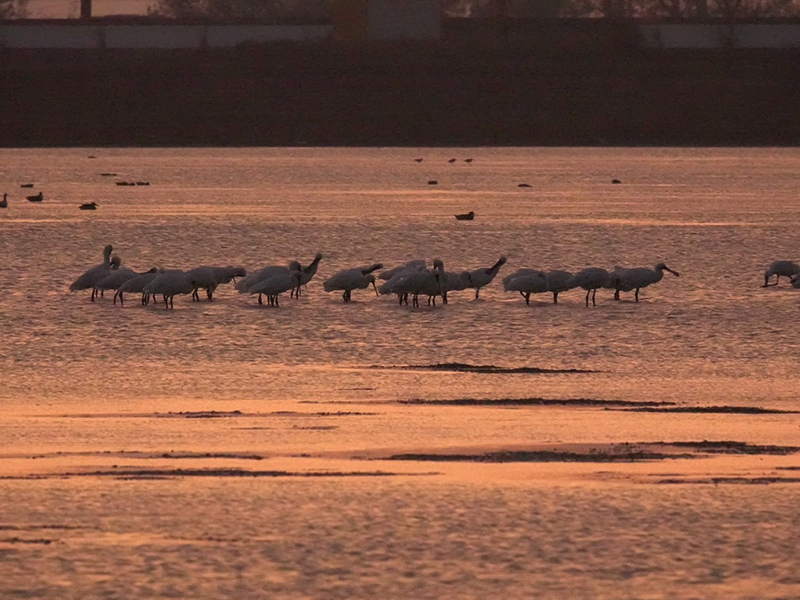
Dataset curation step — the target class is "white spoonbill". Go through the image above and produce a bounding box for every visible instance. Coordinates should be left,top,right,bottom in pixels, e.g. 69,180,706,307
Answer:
187,266,221,302
143,270,197,309
504,271,547,304
466,256,507,299
95,263,151,302
763,261,800,287
502,268,544,286
379,260,427,281
69,244,115,302
294,253,324,297
611,263,680,302
544,270,576,304
114,268,160,306
383,260,445,307
324,263,383,302
237,261,301,304
248,271,302,307
569,267,613,307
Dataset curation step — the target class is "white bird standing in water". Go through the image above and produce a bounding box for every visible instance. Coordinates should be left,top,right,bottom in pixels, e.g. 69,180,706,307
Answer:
237,261,301,304
294,253,324,297
383,260,445,307
114,268,161,306
611,263,680,302
248,271,302,306
188,265,247,301
569,267,612,307
324,263,383,302
465,256,507,299
69,244,115,302
143,270,196,309
379,260,427,281
504,270,547,304
763,261,800,287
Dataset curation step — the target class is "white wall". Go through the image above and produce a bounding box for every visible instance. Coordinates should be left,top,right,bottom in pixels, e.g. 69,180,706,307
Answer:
367,0,441,40
640,24,800,48
0,24,333,48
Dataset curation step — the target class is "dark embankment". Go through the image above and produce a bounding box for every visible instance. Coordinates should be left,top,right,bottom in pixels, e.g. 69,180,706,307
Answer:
2,36,799,146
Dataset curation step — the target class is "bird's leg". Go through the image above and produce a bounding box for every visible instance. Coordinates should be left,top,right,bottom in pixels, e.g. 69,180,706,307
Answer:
614,289,620,301
275,295,280,307
591,289,597,306
258,293,263,305
397,294,403,306
91,288,96,302
585,289,590,307
553,292,558,304
207,288,213,301
635,288,640,302
525,292,530,305
342,290,348,302
475,289,480,299
443,291,448,305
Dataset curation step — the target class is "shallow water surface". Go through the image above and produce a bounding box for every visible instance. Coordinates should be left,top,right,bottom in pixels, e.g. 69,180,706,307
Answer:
1,147,799,599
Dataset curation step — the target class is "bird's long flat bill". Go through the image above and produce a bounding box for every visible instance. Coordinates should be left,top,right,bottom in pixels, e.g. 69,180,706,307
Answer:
372,280,378,296
666,267,680,277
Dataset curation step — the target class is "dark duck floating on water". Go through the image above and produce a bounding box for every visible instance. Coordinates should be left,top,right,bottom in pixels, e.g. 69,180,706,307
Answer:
79,202,98,210
26,191,43,202
20,183,34,188
455,211,475,221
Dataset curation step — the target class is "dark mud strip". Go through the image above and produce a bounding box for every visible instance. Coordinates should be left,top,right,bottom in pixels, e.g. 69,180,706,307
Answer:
50,411,377,419
18,451,268,461
658,477,800,485
387,451,695,463
664,441,800,455
1,469,429,480
372,363,596,374
623,406,800,414
0,538,53,545
400,398,675,408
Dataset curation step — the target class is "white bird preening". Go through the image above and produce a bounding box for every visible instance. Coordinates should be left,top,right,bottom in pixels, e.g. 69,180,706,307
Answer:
610,263,680,302
465,256,507,299
763,261,800,287
236,261,301,305
95,263,152,303
504,269,576,304
294,253,324,297
248,271,302,306
380,260,446,307
69,244,115,302
569,267,612,307
113,268,161,306
324,263,383,302
143,270,197,309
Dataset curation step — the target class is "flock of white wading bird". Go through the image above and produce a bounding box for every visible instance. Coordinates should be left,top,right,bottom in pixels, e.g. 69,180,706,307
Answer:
67,244,800,309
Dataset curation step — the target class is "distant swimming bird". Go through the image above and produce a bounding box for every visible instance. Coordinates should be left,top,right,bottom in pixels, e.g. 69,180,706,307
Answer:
611,263,680,302
448,158,456,163
569,267,612,307
26,191,43,202
455,211,475,221
113,268,160,306
465,256,507,299
763,261,800,287
143,270,197,309
69,244,114,302
248,271,302,307
20,183,33,188
414,158,423,163
324,263,383,302
79,202,98,210
0,193,7,208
